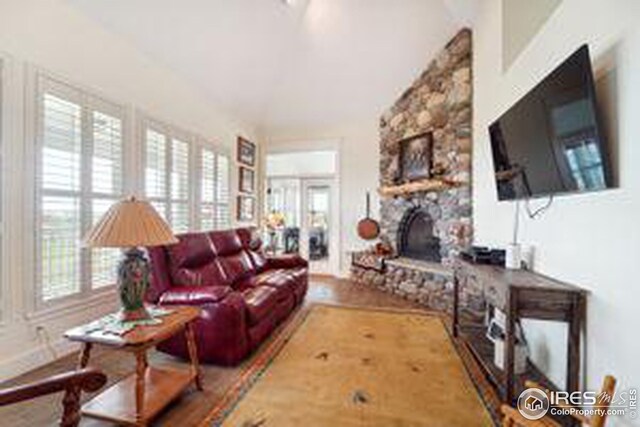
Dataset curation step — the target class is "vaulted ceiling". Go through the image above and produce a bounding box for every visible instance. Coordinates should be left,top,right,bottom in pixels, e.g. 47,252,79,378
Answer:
66,0,475,133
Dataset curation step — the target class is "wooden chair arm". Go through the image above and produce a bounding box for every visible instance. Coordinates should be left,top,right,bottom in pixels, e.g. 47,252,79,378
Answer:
0,368,106,406
501,404,561,427
524,380,590,425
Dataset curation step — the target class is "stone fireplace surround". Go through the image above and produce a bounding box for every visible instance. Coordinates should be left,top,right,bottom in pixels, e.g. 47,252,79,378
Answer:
351,29,472,312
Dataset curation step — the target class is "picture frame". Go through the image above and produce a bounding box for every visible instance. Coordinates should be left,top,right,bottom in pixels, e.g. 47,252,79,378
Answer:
237,196,255,222
239,166,255,194
398,131,434,182
237,136,256,167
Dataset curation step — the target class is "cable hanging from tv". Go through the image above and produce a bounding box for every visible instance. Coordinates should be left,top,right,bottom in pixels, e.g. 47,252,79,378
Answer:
525,194,554,219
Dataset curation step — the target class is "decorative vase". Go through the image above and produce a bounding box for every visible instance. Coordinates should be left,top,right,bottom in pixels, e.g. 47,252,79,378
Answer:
117,247,151,322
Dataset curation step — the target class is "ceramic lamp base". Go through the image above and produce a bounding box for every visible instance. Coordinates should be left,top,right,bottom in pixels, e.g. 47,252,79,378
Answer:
117,247,152,322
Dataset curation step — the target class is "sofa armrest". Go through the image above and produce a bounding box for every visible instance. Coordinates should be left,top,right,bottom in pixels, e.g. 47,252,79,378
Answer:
158,286,232,306
266,254,308,269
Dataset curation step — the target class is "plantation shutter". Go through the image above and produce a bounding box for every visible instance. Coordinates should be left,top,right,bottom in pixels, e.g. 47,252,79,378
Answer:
144,128,168,220
170,138,190,232
37,76,125,301
143,123,193,233
215,154,230,229
199,148,216,230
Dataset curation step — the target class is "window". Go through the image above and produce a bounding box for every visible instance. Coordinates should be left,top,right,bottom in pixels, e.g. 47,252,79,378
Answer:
36,76,125,302
197,146,230,230
0,58,3,316
143,122,193,233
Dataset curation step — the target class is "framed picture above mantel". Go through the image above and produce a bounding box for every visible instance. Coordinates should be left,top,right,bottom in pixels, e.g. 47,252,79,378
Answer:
237,136,256,167
398,131,434,183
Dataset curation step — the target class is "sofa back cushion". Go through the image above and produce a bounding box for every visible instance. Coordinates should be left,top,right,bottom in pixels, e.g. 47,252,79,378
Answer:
209,230,243,256
167,233,229,287
248,250,268,272
235,227,267,272
218,251,255,286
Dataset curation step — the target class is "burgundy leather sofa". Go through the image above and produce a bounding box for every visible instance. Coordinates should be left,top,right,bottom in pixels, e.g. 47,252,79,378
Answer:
145,228,308,365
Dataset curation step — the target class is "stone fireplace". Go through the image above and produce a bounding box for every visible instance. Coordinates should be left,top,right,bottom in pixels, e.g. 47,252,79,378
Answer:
351,28,473,311
397,207,441,262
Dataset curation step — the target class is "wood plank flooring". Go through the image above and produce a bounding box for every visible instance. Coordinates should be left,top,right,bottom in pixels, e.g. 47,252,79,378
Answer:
0,277,424,427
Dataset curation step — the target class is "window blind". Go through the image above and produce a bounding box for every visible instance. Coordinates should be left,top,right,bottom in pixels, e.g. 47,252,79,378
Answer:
215,154,230,229
37,76,125,302
143,121,231,233
143,124,192,232
199,148,216,230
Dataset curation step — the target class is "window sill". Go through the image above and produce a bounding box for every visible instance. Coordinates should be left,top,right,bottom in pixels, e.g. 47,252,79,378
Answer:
25,286,117,323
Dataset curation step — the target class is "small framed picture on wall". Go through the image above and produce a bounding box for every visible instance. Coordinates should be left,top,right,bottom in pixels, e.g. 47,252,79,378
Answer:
239,166,255,194
237,136,256,167
237,196,255,222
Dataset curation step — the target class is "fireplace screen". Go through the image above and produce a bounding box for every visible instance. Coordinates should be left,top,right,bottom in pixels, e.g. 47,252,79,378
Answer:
397,208,441,262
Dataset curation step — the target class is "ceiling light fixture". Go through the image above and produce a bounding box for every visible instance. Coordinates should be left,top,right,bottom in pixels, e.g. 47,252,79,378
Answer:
281,0,294,6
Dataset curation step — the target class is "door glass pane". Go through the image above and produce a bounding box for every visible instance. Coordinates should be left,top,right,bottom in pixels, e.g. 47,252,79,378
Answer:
306,185,330,261
266,178,300,254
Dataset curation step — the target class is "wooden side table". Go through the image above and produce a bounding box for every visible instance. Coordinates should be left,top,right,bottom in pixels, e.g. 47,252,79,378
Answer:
65,306,202,427
453,259,588,404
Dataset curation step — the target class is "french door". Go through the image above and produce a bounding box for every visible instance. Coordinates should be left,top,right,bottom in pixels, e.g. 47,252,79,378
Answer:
266,177,338,275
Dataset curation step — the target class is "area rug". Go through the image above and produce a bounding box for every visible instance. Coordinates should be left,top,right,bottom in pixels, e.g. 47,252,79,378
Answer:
201,304,493,427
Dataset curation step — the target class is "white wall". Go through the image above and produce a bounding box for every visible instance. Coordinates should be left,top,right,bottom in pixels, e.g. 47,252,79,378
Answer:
266,150,337,177
265,121,380,277
0,0,257,380
474,1,640,421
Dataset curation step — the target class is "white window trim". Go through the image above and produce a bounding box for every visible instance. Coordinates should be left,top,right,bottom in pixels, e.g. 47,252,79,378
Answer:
27,68,129,312
0,54,6,325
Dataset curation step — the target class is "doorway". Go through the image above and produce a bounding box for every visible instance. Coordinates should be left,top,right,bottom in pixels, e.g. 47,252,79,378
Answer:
265,150,339,276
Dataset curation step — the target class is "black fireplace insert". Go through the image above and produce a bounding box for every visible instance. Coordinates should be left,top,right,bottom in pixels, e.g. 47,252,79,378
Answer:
397,207,441,262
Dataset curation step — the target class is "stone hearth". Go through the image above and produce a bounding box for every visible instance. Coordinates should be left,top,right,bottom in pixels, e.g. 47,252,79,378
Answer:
351,29,472,312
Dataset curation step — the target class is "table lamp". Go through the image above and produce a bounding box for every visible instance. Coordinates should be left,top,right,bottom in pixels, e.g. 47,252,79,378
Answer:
83,196,178,321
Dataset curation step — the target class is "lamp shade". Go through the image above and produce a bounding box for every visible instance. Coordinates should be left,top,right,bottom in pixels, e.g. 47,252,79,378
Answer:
83,197,178,248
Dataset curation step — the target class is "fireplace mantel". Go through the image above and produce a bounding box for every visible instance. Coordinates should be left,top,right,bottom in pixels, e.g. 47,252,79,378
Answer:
378,178,466,198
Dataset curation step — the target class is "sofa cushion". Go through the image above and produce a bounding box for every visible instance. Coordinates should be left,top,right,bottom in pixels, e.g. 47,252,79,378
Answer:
210,230,243,256
242,286,279,326
171,260,229,287
159,286,232,306
236,227,263,250
168,233,217,269
266,254,308,270
218,251,255,286
248,250,268,272
237,269,293,299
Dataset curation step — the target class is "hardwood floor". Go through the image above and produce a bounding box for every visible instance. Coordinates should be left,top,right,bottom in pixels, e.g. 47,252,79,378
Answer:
0,276,423,427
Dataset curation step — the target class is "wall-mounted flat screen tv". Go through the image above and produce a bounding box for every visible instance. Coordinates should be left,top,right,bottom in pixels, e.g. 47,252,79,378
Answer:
489,45,613,201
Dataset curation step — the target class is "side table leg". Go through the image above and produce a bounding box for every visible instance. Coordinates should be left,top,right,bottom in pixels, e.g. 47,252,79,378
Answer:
185,322,203,391
77,343,92,369
453,273,460,337
505,290,517,404
135,351,147,425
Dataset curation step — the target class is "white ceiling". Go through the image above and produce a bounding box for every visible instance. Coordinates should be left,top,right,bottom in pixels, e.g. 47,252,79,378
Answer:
66,0,475,133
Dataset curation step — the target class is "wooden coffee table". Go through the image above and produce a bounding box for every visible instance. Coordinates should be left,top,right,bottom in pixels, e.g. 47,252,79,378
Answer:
64,306,202,427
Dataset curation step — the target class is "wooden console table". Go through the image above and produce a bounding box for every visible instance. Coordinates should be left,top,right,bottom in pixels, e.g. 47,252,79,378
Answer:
65,306,202,426
452,259,587,404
